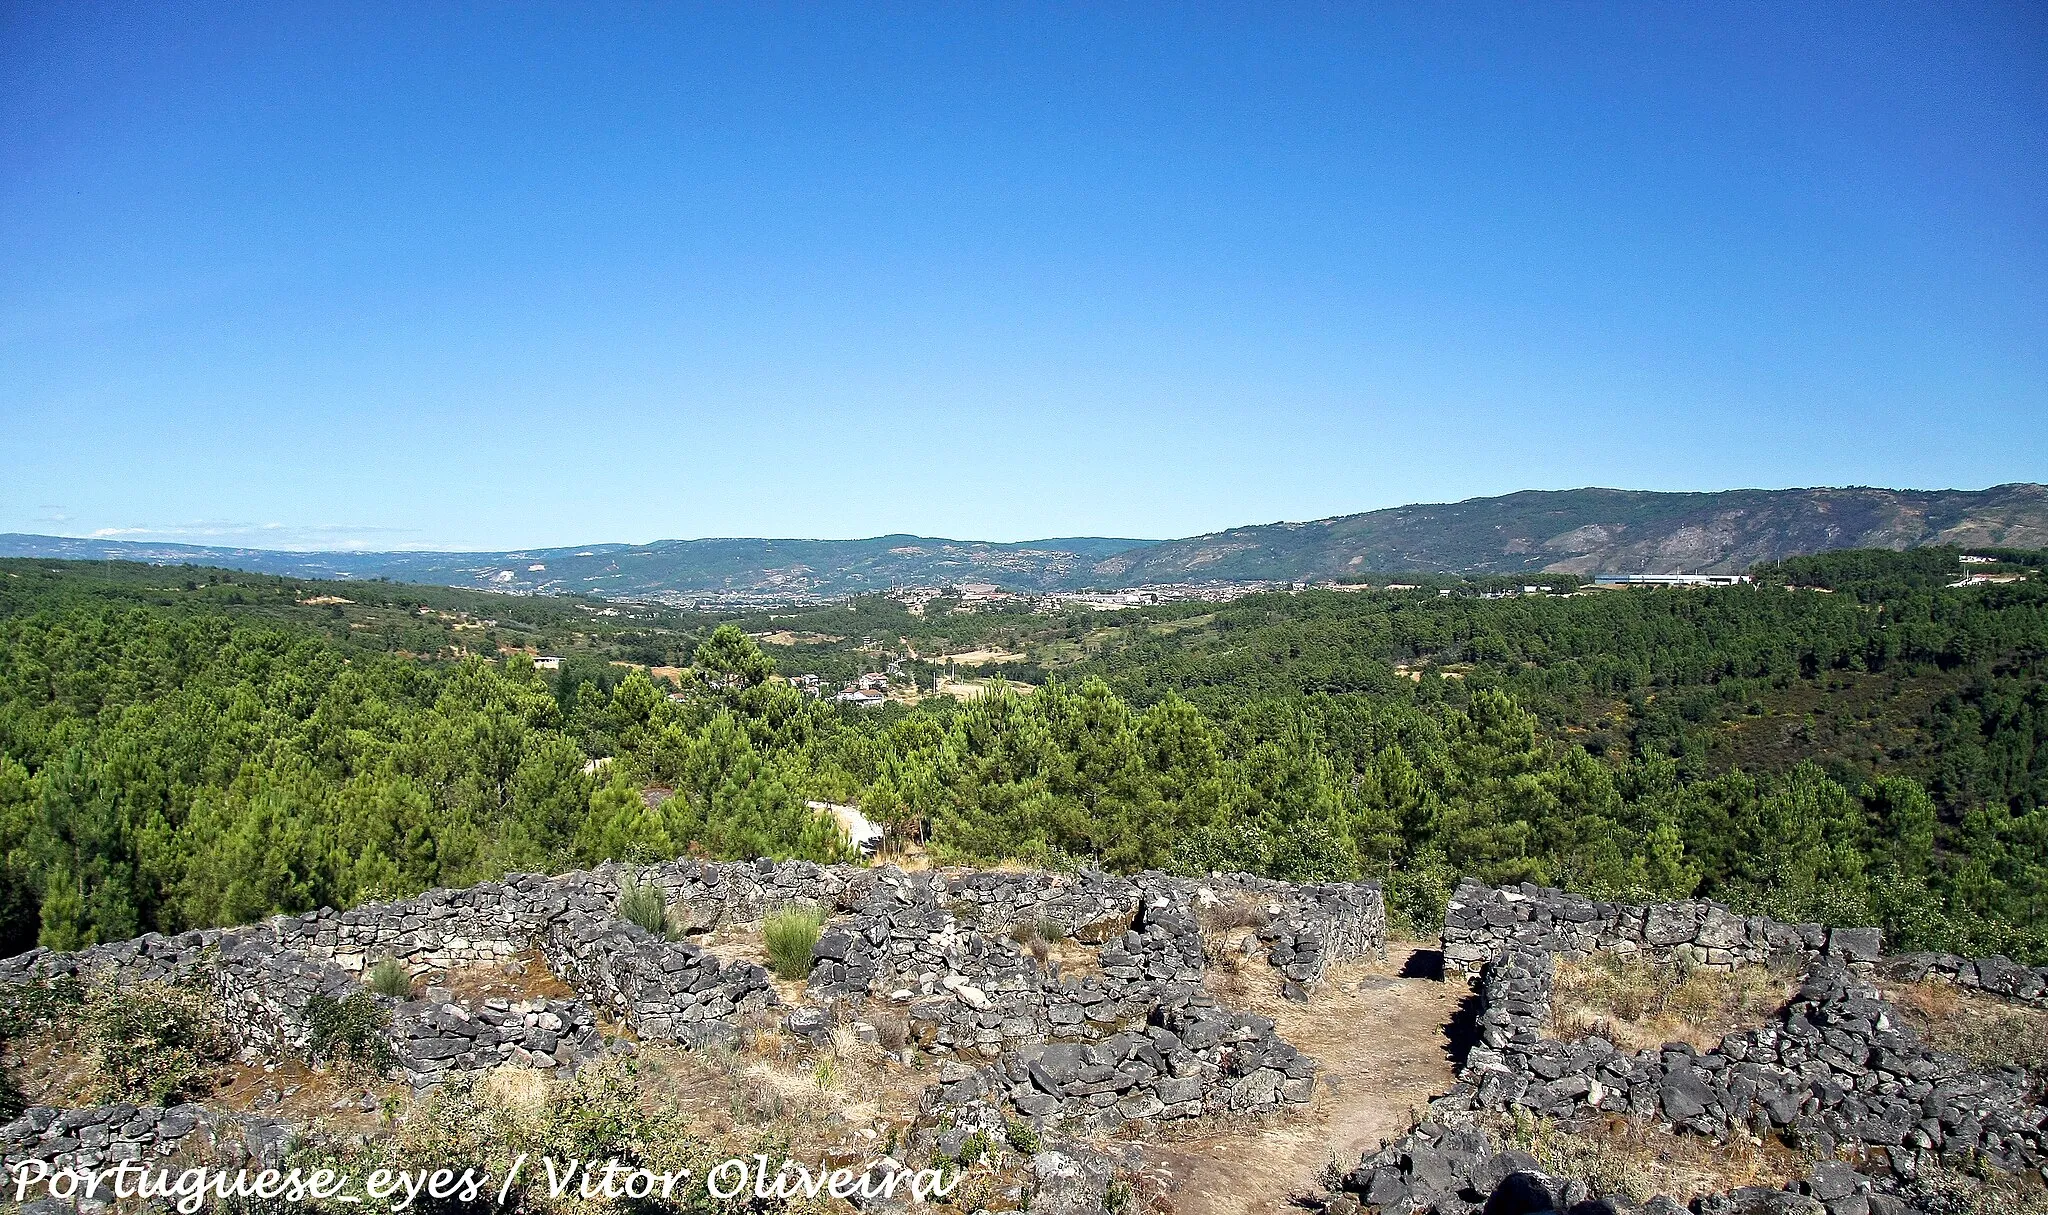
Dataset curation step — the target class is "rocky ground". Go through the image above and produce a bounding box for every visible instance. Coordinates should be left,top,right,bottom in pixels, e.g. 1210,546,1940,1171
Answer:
11,868,2048,1214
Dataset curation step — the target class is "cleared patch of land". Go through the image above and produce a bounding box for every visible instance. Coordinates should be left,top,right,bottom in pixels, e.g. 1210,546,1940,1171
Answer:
932,647,1028,667
933,675,1035,700
1150,943,1465,1215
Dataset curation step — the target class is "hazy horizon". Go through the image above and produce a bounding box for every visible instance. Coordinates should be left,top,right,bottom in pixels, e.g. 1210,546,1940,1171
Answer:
5,479,2044,555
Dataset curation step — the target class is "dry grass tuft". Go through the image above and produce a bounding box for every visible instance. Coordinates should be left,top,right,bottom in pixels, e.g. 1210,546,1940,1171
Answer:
1891,982,2048,1080
1551,955,1797,1052
1199,899,1272,934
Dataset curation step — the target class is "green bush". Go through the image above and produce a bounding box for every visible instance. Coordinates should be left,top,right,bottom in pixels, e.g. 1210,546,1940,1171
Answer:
0,975,82,1042
617,876,671,937
1384,847,1460,937
763,904,827,980
365,957,413,999
306,991,397,1080
80,976,224,1104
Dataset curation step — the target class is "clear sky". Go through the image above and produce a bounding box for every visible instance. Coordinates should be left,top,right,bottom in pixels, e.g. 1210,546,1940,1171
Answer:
4,3,2044,550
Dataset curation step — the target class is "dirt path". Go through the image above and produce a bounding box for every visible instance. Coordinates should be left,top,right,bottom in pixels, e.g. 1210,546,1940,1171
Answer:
1148,944,1468,1214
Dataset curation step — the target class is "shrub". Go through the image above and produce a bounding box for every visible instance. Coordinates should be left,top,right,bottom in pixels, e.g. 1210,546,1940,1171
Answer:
617,876,671,937
80,977,224,1104
306,991,397,1080
764,904,827,980
365,957,413,999
0,975,82,1041
937,1128,994,1167
1005,1116,1040,1154
1198,900,1270,933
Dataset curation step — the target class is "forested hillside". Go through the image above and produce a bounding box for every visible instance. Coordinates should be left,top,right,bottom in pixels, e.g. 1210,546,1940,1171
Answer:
7,482,2043,594
0,549,2042,968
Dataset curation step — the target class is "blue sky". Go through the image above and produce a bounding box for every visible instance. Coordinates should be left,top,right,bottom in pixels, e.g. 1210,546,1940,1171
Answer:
4,3,2044,550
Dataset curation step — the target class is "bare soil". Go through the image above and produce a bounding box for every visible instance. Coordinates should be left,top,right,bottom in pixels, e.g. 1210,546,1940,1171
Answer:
933,648,1028,667
425,951,581,1004
1148,943,1467,1215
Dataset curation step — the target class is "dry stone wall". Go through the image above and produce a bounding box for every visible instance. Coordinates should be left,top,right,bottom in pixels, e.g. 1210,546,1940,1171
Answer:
1878,951,2048,1009
900,873,1381,1134
0,859,1387,1165
0,1103,295,1176
540,915,773,1048
391,996,606,1080
926,988,1320,1133
1330,880,2048,1215
1326,1118,1923,1215
1441,879,1879,978
1451,946,2047,1171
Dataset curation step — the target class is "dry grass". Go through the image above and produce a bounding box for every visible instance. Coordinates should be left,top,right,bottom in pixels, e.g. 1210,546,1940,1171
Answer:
1883,1161,2048,1215
5,1028,400,1132
1199,933,1263,1004
1551,955,1798,1052
1488,1110,1812,1204
1198,899,1272,935
1009,917,1093,972
627,1016,931,1171
1890,981,2048,1079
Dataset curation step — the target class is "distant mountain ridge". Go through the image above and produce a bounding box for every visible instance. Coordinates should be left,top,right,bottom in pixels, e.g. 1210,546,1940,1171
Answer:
0,533,1153,599
1094,483,2048,582
5,483,2043,598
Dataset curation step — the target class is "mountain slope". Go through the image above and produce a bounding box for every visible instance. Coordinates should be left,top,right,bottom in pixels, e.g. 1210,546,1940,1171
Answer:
5,483,2042,596
0,533,1153,598
1092,484,2048,581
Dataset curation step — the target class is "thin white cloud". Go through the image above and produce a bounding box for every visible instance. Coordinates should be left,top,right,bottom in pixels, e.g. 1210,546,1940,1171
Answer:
69,520,420,551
